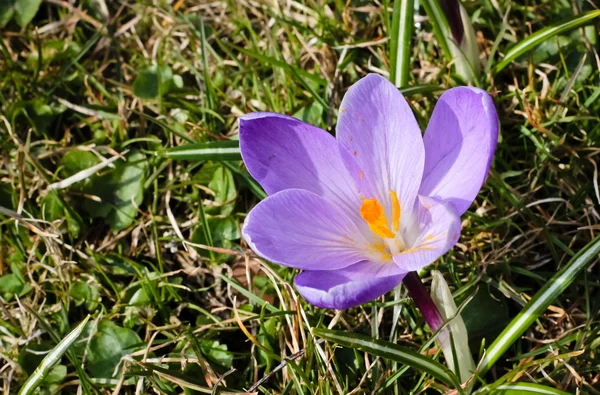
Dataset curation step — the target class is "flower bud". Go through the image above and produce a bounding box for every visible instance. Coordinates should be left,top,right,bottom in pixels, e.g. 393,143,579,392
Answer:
441,0,481,81
430,270,475,383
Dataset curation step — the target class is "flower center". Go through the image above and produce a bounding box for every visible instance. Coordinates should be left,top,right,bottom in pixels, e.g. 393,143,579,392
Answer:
360,191,406,260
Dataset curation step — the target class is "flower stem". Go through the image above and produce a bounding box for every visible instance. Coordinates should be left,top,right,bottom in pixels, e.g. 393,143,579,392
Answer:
403,271,444,332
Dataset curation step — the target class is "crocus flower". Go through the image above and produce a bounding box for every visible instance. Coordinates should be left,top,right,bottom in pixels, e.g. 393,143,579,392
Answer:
240,74,498,309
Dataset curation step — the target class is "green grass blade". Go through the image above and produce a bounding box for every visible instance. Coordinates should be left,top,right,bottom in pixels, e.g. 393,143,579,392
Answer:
21,306,93,394
312,328,461,389
484,5,511,75
134,110,197,143
18,315,91,395
389,0,414,87
162,143,267,199
222,161,267,200
398,84,444,96
161,140,241,161
46,29,104,96
224,42,326,87
219,274,279,313
198,17,216,130
137,362,229,393
222,41,328,109
198,18,216,111
479,234,600,375
479,383,572,395
493,10,600,74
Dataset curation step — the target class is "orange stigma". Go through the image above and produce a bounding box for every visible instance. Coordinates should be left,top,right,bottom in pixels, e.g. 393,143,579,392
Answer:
359,191,402,239
360,198,395,238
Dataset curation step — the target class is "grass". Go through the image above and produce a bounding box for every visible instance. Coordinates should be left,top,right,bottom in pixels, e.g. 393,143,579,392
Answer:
1,0,600,393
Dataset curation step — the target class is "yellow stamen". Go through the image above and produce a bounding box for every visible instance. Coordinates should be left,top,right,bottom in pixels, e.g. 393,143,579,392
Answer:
389,190,401,232
367,241,392,261
360,198,395,238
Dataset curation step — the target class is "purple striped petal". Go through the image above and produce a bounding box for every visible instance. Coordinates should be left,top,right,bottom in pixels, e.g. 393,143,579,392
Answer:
419,87,498,215
239,113,361,222
243,189,370,271
393,196,461,272
336,74,425,228
294,260,407,309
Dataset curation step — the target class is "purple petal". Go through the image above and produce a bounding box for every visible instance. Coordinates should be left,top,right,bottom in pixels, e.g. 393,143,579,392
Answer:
243,189,370,271
294,260,407,309
239,113,361,221
336,74,425,227
419,87,499,216
393,196,461,272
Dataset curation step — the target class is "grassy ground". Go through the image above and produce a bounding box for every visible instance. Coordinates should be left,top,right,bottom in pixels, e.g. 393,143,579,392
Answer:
1,0,600,393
